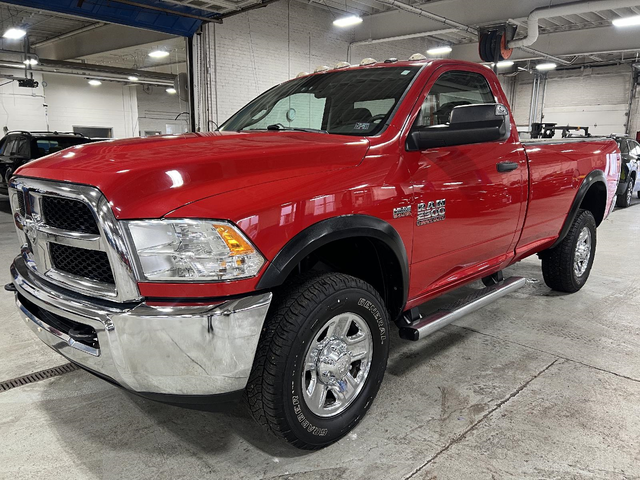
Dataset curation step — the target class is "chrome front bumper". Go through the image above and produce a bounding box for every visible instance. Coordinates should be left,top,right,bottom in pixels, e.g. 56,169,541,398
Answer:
11,257,272,397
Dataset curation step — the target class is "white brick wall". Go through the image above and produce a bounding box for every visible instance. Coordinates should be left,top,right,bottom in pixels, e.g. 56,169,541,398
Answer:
193,0,353,128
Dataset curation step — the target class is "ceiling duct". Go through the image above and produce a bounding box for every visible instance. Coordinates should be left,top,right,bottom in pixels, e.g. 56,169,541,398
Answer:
509,0,640,49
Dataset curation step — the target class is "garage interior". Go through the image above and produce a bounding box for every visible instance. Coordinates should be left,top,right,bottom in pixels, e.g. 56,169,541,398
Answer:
1,0,640,478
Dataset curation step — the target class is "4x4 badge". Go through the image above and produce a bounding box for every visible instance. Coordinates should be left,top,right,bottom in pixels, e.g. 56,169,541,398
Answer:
393,206,411,219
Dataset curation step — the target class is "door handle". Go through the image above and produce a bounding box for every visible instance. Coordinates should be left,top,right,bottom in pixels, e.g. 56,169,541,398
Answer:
496,161,519,173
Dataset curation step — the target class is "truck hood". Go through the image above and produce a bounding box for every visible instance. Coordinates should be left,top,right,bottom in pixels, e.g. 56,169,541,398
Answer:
16,131,370,219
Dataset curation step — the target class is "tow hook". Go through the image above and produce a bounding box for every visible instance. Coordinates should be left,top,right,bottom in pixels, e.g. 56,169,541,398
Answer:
4,283,17,292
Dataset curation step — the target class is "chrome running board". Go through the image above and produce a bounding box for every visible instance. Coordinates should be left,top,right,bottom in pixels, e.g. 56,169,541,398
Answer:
399,276,526,341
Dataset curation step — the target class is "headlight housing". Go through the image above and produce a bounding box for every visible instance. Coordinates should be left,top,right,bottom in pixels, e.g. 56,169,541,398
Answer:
125,219,264,282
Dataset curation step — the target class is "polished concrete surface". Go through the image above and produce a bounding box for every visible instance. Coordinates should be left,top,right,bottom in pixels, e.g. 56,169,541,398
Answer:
1,195,639,479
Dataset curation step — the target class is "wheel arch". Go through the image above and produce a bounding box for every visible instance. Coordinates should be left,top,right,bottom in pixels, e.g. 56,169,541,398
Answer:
551,170,607,249
256,215,409,320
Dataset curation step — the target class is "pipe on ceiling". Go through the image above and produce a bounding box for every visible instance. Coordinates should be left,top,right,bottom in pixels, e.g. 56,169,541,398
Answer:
509,0,640,49
350,28,459,46
372,0,478,35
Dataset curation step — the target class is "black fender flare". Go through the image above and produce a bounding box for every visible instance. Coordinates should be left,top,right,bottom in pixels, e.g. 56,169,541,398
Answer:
256,214,410,307
550,169,606,249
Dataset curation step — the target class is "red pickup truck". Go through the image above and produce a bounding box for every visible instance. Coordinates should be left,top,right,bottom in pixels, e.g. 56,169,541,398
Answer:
8,59,619,449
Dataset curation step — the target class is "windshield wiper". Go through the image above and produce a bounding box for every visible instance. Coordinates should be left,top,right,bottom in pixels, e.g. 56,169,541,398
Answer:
265,124,327,134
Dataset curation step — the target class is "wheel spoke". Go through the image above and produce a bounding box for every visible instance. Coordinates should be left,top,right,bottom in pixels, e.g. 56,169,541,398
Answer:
309,383,328,409
327,315,352,339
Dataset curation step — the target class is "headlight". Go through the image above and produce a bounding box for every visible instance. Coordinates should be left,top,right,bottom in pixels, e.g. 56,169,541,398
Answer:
125,219,264,281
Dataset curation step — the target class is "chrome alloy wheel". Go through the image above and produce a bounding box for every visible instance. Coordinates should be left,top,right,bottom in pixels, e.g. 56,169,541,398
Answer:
628,181,634,205
574,226,592,277
301,312,373,417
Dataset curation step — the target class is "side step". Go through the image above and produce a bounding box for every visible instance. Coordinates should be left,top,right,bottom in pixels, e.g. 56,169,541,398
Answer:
399,276,526,341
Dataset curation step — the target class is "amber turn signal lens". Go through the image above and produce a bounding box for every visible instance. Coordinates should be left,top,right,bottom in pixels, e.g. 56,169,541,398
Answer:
215,224,255,255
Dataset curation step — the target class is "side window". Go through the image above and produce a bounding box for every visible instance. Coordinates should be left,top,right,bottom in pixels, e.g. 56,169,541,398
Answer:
629,141,640,159
416,71,495,127
16,137,30,157
4,137,17,155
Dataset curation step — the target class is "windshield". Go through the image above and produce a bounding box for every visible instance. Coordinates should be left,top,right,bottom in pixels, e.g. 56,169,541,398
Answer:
220,66,421,136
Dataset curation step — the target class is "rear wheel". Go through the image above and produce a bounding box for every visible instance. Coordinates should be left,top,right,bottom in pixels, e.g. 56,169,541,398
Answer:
541,209,597,293
246,273,389,449
617,180,634,208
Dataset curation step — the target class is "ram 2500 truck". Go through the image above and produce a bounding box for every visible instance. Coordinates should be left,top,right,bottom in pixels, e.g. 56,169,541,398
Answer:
7,59,619,449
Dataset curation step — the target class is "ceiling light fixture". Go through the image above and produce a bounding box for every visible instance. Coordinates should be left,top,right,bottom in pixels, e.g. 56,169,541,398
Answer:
148,49,170,59
612,15,640,27
496,60,514,68
88,79,102,86
3,28,26,40
23,58,38,66
426,45,453,56
128,76,139,81
166,87,177,94
333,15,363,27
536,62,557,71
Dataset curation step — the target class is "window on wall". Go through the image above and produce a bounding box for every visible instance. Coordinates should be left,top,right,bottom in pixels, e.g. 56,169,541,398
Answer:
73,126,113,138
416,71,496,127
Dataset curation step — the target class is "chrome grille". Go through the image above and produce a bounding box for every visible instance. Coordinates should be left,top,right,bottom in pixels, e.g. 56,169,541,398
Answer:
8,177,141,303
50,243,115,284
42,197,99,234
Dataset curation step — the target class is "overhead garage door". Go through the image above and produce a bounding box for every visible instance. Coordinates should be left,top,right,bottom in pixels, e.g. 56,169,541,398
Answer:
542,69,632,135
512,67,633,136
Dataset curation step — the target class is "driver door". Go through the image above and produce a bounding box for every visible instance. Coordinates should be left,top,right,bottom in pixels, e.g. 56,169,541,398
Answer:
406,68,527,297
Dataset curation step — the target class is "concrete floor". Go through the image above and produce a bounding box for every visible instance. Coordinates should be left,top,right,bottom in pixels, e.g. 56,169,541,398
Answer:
1,195,640,480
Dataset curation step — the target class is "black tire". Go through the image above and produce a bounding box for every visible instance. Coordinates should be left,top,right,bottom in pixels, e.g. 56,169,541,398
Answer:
616,180,634,208
541,209,597,293
246,273,389,449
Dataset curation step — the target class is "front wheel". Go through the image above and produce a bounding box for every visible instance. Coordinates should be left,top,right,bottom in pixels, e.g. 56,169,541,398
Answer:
246,273,390,449
541,209,597,293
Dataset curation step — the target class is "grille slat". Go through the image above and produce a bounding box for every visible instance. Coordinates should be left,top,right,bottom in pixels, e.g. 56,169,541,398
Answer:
50,243,115,284
16,190,25,216
42,196,99,234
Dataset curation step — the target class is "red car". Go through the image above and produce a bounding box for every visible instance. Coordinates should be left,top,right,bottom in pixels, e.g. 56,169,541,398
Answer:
8,59,619,449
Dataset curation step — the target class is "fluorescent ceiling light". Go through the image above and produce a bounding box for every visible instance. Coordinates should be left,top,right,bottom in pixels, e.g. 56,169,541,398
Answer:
333,15,363,27
536,62,557,71
612,15,640,27
3,28,26,39
88,79,102,86
148,49,170,59
426,45,452,56
166,87,177,94
23,58,38,66
496,60,514,68
128,76,139,81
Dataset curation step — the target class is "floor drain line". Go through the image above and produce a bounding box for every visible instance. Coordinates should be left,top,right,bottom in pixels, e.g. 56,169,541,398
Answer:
0,363,79,392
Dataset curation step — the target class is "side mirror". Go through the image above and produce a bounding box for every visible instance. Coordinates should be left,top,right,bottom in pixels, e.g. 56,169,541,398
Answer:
407,103,511,151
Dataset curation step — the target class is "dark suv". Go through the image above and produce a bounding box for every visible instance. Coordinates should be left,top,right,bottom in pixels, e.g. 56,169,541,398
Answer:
614,135,640,208
0,131,94,195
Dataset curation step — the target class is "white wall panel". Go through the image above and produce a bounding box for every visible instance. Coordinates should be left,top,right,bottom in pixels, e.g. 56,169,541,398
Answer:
43,74,139,138
0,69,47,132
